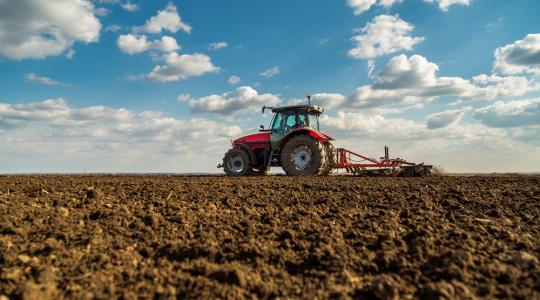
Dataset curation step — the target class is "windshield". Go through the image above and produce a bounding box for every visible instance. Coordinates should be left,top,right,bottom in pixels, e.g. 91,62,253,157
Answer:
308,114,319,130
271,111,319,133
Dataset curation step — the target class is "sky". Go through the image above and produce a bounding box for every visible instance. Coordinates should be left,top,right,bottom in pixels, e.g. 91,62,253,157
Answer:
0,0,539,173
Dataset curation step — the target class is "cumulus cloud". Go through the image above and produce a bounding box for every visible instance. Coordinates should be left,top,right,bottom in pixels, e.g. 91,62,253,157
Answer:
318,110,540,173
346,0,402,15
117,34,180,54
134,2,191,34
426,107,470,129
494,34,540,75
209,42,228,51
0,98,131,128
474,98,540,128
147,52,220,82
0,98,242,172
322,54,538,109
311,93,347,108
188,86,281,115
260,66,280,77
26,73,75,87
348,15,424,60
0,0,101,60
228,75,241,85
423,0,471,11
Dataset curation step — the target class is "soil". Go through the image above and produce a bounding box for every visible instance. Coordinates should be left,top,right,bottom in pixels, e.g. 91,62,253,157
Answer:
0,175,539,299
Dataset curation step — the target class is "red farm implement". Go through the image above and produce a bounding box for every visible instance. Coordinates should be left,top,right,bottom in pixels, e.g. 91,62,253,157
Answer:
335,147,431,177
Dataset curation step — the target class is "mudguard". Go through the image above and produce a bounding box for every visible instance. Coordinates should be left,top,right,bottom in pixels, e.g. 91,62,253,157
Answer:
236,143,258,165
279,127,334,148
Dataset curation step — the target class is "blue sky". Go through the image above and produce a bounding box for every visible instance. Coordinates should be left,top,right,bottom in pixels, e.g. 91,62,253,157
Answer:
0,0,539,173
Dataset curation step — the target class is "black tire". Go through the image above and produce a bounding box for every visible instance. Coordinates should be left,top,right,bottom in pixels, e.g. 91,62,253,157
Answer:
281,135,327,176
223,149,251,176
322,142,337,175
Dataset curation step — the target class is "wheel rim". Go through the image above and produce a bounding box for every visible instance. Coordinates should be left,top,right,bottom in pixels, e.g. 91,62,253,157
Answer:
291,146,312,170
227,154,245,173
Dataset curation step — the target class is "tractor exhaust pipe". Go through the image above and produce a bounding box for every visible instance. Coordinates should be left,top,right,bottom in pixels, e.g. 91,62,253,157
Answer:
384,146,389,160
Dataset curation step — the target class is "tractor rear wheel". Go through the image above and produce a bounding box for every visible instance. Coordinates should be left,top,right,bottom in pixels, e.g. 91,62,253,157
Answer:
281,135,327,176
223,149,251,176
322,142,337,175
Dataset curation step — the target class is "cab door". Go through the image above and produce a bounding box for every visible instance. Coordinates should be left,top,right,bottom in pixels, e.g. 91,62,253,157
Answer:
270,111,297,149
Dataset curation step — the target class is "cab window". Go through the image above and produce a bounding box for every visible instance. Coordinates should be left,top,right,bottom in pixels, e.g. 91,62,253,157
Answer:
297,113,307,128
308,114,319,130
271,111,304,135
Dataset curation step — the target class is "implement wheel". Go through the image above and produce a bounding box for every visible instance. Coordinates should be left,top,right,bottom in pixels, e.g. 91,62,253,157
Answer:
281,135,327,176
223,149,251,176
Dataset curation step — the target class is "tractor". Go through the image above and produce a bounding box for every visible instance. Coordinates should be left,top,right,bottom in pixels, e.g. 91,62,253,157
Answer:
219,94,432,176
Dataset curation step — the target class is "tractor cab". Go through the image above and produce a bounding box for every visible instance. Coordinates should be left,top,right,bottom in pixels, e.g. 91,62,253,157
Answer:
264,105,326,149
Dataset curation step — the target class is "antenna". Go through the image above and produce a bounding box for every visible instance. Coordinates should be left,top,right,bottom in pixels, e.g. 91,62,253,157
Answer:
306,92,312,106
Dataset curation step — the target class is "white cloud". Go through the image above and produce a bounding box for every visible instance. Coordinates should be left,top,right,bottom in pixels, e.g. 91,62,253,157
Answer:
0,98,131,128
426,107,470,129
26,73,75,87
474,98,540,128
121,2,139,12
470,74,532,100
209,42,228,51
147,52,220,82
494,34,540,75
311,93,347,108
105,25,122,32
260,66,280,77
134,2,191,34
316,54,538,110
117,34,180,54
94,7,110,17
95,0,120,4
228,75,241,85
319,111,540,173
188,86,281,115
346,0,402,15
66,49,75,59
0,98,242,172
348,15,424,60
0,0,101,60
423,0,471,11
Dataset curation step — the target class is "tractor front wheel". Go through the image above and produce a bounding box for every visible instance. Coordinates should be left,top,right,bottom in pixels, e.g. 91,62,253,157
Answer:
223,149,251,176
281,135,327,176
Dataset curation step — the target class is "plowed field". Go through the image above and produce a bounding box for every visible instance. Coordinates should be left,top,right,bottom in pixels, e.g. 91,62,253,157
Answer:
0,175,539,299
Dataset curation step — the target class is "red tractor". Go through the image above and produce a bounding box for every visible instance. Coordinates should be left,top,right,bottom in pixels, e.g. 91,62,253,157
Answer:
219,96,432,176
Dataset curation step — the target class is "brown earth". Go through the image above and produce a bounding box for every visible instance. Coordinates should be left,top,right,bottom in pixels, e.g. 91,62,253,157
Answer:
0,175,539,299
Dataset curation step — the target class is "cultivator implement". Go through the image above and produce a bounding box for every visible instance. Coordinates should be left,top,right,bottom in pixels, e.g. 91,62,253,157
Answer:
333,146,432,177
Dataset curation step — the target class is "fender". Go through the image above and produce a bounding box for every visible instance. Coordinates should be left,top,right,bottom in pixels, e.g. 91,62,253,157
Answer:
279,127,330,148
236,143,258,165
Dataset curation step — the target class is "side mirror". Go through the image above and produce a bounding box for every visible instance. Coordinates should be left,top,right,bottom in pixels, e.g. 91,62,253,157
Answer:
259,124,264,130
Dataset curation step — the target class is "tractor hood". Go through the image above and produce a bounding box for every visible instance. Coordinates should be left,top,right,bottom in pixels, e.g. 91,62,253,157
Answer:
233,132,270,145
